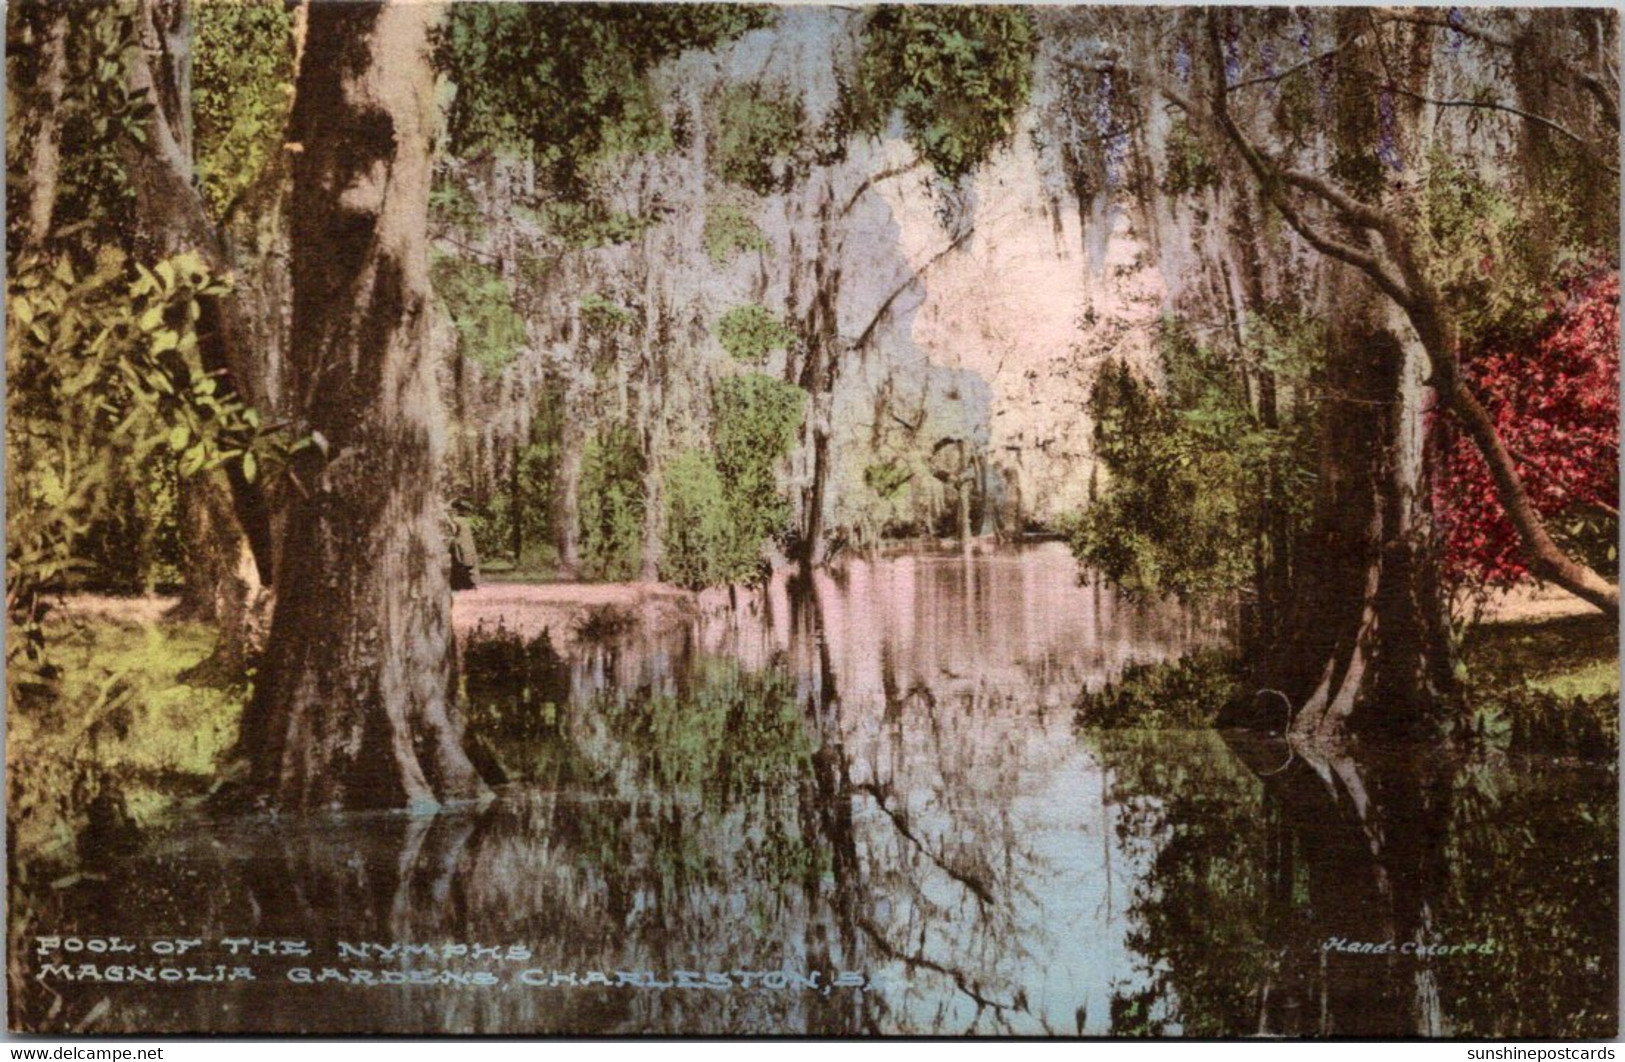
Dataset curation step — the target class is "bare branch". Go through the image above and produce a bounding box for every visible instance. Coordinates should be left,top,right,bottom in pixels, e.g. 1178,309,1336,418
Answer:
1385,11,1620,127
1196,19,1413,309
851,226,975,352
842,157,927,217
1384,84,1620,175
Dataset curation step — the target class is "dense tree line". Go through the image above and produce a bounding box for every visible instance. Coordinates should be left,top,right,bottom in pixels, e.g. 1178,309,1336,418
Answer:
6,3,1616,809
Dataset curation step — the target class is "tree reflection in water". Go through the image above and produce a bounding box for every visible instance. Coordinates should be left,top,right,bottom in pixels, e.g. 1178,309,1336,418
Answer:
10,545,1614,1037
1088,728,1616,1038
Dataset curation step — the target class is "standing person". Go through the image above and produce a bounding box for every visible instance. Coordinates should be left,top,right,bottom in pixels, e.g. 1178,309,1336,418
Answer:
448,500,481,591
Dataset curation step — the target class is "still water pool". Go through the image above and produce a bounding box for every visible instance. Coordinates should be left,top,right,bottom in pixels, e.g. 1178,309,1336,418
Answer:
11,544,1616,1036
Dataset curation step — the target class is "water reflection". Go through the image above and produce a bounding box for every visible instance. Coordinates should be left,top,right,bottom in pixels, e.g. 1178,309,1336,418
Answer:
10,545,1615,1036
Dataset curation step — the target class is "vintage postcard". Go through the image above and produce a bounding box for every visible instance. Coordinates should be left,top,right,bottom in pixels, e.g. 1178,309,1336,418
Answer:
5,1,1619,1038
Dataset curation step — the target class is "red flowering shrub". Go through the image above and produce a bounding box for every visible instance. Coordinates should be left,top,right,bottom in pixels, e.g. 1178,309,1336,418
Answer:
1438,270,1620,590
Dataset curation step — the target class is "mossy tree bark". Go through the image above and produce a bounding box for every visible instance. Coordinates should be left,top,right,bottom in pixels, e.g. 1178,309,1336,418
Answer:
1272,277,1454,743
242,1,490,811
124,0,277,664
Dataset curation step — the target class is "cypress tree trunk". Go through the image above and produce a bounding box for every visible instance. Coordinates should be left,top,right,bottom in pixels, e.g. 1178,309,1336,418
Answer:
1273,276,1453,743
242,1,489,811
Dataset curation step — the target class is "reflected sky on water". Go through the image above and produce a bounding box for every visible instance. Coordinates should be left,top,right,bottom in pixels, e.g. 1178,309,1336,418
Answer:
11,544,1616,1037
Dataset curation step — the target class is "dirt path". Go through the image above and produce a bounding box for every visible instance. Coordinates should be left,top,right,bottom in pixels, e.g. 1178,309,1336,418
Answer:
1471,584,1605,625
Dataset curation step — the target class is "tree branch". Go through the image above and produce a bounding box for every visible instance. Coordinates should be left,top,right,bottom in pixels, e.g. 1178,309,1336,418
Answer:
1383,84,1619,175
1384,11,1620,127
851,226,975,352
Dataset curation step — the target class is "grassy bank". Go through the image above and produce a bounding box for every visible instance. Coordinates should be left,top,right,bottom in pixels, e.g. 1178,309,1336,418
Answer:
1076,611,1618,758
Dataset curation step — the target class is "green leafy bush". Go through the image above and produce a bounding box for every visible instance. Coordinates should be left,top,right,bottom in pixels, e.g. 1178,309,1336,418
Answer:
1070,316,1318,601
660,373,804,588
716,304,793,363
662,449,749,588
578,420,646,580
8,250,294,685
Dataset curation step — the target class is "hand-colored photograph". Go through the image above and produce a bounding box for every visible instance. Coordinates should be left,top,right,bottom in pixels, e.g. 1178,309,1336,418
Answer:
5,0,1619,1038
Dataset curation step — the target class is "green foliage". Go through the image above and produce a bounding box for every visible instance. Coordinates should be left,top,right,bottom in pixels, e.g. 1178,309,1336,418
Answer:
1069,358,1250,599
462,622,570,746
430,253,527,375
863,459,913,500
850,6,1035,181
661,373,804,588
192,0,295,220
1458,613,1619,759
5,1,145,253
715,303,793,363
1074,650,1244,730
434,4,772,194
715,372,805,505
429,178,484,237
662,449,750,588
703,203,769,264
458,383,566,568
8,618,243,865
578,419,646,580
7,250,293,688
1438,759,1616,1037
1419,151,1582,351
79,454,184,594
1086,728,1272,1037
1070,316,1319,601
712,85,805,194
602,657,816,813
579,292,636,335
531,200,657,249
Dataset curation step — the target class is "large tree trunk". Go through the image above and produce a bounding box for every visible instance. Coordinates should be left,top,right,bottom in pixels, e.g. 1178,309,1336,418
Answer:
241,1,489,811
1272,278,1454,744
18,1,67,251
796,223,841,568
124,0,277,638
